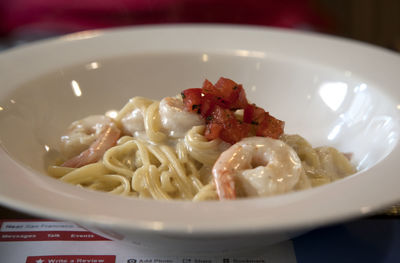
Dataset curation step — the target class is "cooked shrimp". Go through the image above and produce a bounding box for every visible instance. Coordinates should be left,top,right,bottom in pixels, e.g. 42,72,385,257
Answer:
117,97,154,137
61,124,121,168
159,96,204,138
212,136,302,200
120,108,145,136
60,115,115,159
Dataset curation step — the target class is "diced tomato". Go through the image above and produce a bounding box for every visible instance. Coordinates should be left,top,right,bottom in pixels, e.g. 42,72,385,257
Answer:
243,103,255,123
214,77,237,102
244,103,284,139
207,106,250,144
220,122,250,144
202,79,217,94
255,113,285,139
182,88,203,113
205,106,234,140
182,77,284,144
219,79,248,109
244,104,265,124
204,122,223,141
231,85,248,109
200,93,217,118
214,77,237,93
202,77,248,110
209,105,230,124
202,80,227,108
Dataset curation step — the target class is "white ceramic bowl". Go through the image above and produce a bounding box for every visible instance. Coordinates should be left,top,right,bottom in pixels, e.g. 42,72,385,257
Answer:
1,25,400,253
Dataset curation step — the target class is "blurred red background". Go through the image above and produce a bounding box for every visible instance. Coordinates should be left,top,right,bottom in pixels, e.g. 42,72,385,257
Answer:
0,0,330,42
0,1,399,50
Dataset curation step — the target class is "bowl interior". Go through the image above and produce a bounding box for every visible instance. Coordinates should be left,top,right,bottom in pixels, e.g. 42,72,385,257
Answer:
0,52,398,175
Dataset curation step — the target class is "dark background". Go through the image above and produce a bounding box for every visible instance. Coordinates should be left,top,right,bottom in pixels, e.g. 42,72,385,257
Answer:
313,0,400,51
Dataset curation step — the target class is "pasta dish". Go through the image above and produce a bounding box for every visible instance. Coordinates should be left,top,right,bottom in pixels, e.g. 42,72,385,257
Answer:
48,77,356,201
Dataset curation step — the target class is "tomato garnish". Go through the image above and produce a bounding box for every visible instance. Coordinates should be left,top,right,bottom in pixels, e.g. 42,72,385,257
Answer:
182,88,203,113
203,77,248,110
244,103,265,124
182,77,284,144
255,114,285,139
204,122,223,141
204,106,250,144
200,93,217,118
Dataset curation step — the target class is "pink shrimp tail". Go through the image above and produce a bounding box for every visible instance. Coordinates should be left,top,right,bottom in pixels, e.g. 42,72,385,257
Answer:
214,172,236,200
61,125,121,168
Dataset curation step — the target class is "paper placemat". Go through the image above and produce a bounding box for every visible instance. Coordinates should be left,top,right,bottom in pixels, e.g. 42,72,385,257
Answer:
0,220,297,263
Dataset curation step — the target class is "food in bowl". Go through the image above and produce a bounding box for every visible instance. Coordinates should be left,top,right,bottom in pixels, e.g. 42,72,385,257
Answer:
48,77,356,200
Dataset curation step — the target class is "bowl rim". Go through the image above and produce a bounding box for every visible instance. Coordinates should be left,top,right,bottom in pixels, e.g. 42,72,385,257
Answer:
1,24,400,236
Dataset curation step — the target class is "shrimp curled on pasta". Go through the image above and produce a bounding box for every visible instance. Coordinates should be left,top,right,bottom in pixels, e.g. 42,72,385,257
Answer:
212,136,303,200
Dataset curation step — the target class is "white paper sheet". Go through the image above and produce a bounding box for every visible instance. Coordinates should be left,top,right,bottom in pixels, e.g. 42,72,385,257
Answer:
0,220,297,263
